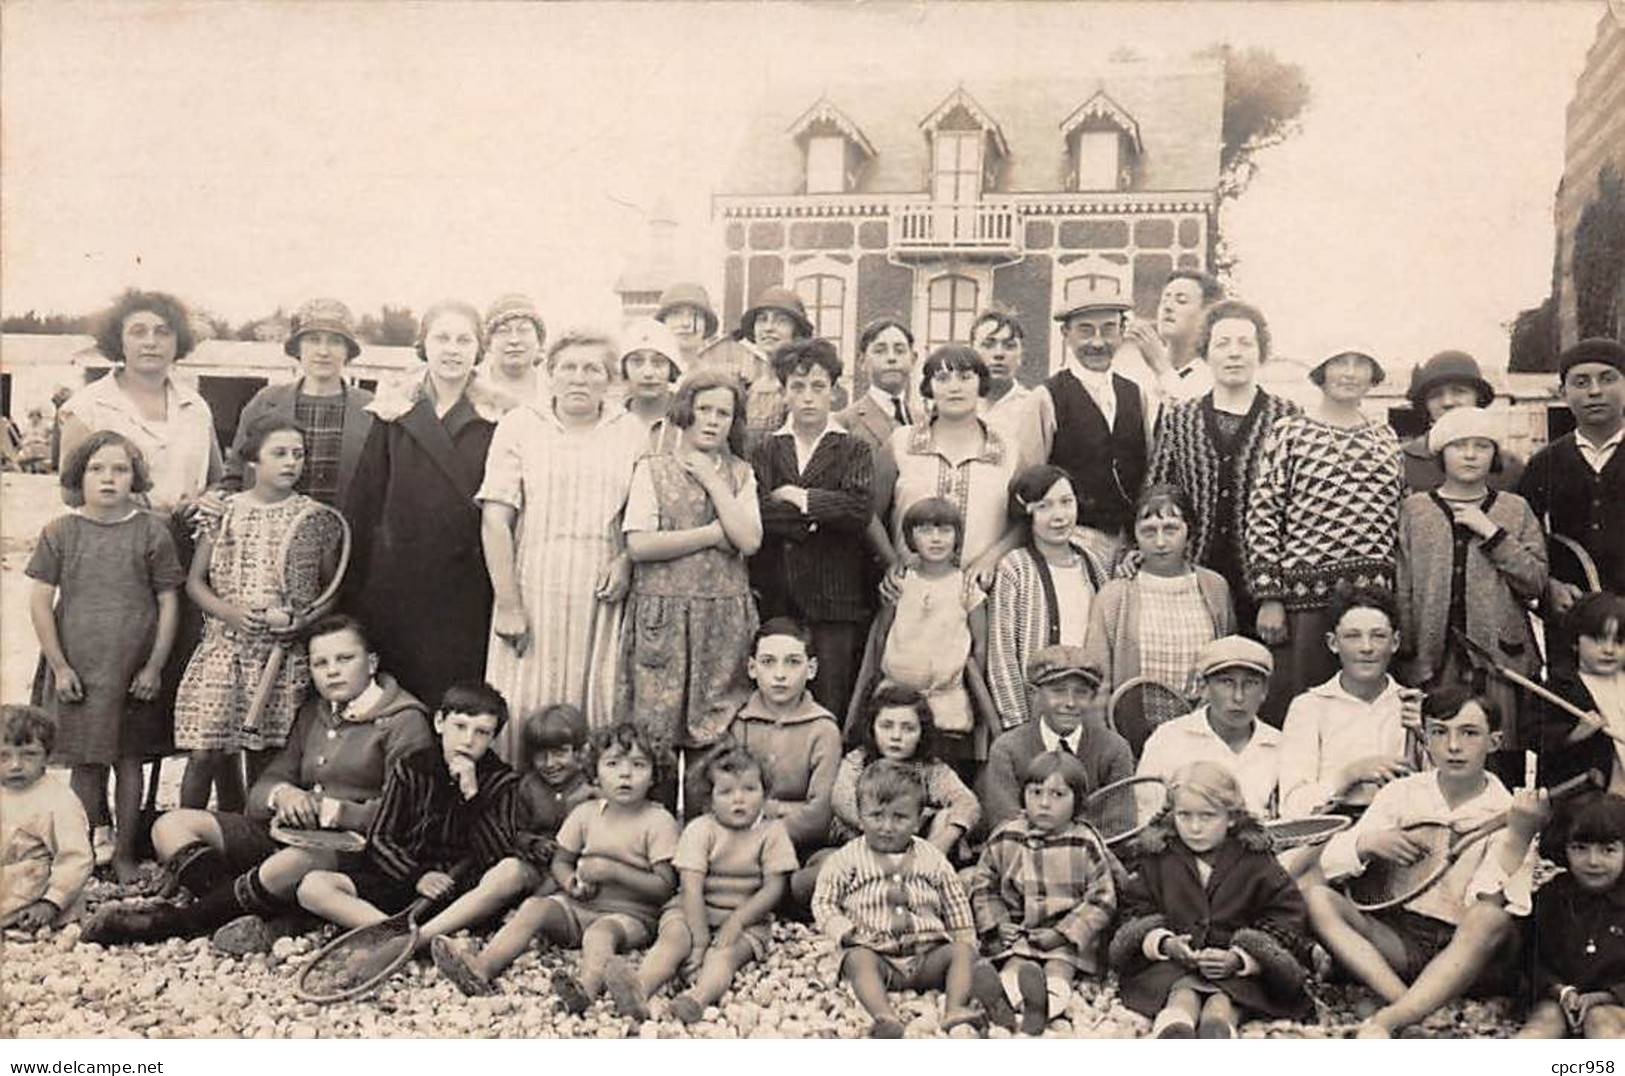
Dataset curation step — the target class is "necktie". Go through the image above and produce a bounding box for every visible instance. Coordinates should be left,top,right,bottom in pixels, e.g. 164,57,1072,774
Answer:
1058,736,1075,755
891,396,908,426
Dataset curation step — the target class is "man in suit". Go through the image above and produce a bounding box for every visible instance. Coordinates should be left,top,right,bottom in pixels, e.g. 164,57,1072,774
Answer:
978,645,1134,831
751,337,875,719
836,315,916,574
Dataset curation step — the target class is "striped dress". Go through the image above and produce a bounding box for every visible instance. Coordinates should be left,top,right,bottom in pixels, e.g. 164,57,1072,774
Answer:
477,405,645,751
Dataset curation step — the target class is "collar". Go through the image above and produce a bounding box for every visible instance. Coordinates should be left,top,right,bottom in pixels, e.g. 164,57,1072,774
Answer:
1067,358,1116,393
1576,426,1625,454
90,370,207,415
773,414,844,443
1186,706,1281,749
736,691,835,726
904,417,1008,466
867,385,907,414
366,370,509,424
1306,673,1403,705
331,679,385,724
1038,719,1083,754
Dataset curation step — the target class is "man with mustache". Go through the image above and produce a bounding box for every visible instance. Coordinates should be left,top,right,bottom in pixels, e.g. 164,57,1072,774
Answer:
1013,283,1157,567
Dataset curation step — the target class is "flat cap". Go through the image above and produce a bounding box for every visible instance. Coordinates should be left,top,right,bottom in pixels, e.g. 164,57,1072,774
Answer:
1197,635,1274,679
1026,644,1104,689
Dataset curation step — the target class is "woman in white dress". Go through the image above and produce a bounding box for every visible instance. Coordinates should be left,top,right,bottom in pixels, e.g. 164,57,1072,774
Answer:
479,328,644,762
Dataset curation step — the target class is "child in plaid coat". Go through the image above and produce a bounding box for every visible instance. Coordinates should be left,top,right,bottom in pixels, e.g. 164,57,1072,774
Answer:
969,749,1117,1034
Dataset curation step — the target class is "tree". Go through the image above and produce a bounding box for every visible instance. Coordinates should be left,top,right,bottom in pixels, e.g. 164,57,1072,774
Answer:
0,310,91,334
358,305,416,347
1572,163,1625,341
1508,294,1558,373
1200,45,1312,277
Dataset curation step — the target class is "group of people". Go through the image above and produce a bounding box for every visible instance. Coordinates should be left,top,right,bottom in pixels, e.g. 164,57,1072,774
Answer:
2,274,1623,1040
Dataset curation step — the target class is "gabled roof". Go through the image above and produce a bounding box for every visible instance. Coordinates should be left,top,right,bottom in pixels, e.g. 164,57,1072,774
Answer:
918,86,1009,158
717,61,1223,196
1060,89,1142,155
788,96,877,160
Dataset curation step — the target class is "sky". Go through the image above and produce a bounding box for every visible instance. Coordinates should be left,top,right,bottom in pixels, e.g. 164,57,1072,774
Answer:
0,0,1606,373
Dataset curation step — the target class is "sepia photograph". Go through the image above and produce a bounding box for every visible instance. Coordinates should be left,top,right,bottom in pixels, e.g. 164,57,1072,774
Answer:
1,0,1623,1057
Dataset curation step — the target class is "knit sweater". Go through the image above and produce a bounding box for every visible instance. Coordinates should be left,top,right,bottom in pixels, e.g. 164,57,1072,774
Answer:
1394,490,1546,687
986,540,1110,729
1147,390,1300,570
1244,414,1403,609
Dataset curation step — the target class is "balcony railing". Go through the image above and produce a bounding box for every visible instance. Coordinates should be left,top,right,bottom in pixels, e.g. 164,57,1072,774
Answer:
890,201,1022,257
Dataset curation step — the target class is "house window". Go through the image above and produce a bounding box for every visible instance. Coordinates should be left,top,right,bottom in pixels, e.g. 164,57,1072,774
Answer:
932,132,982,204
1075,130,1122,191
795,274,845,349
806,135,847,195
926,274,979,351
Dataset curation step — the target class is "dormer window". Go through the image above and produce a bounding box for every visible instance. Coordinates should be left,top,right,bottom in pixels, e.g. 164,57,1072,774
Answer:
1061,90,1142,192
789,98,875,195
919,87,1009,202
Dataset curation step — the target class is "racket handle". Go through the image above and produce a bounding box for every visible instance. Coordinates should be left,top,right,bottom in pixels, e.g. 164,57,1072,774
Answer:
242,644,287,733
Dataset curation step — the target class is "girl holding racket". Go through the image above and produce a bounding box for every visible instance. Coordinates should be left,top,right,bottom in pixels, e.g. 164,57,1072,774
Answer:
1111,761,1311,1038
967,749,1117,1034
173,415,343,808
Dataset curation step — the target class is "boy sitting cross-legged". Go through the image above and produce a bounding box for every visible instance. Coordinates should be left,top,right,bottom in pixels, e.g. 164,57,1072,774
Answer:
1305,686,1549,1038
600,743,799,1022
295,682,520,940
812,758,1016,1037
433,722,681,1010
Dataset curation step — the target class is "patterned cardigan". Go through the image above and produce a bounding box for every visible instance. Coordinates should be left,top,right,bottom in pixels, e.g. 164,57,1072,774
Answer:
1147,390,1300,571
987,540,1110,729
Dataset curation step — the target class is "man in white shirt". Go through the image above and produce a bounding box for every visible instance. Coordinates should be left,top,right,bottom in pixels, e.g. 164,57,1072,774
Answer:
1136,636,1281,818
1305,688,1546,1038
1118,268,1225,405
1277,589,1424,818
970,307,1034,446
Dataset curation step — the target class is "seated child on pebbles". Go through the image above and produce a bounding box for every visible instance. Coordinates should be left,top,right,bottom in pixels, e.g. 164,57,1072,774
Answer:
600,743,799,1023
434,722,680,1011
294,682,520,945
416,703,595,939
968,749,1117,1035
812,758,1015,1037
0,705,92,930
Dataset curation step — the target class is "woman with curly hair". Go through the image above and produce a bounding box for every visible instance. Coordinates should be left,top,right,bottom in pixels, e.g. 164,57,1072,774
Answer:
1110,761,1311,1038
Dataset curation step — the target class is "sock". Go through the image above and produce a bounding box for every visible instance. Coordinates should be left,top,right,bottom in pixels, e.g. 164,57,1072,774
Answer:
235,868,294,919
1046,976,1073,1019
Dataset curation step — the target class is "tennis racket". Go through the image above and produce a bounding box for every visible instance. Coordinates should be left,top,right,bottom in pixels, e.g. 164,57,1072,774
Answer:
1454,630,1625,748
1263,814,1352,851
242,501,351,733
1107,677,1196,758
1083,775,1169,847
1346,769,1602,912
269,820,367,854
296,895,431,1004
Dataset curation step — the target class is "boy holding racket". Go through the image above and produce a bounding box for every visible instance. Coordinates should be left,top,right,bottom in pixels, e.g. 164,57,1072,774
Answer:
295,682,519,932
1304,687,1548,1038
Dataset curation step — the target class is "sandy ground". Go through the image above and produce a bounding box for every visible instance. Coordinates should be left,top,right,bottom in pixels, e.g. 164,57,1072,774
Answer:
0,471,1524,1039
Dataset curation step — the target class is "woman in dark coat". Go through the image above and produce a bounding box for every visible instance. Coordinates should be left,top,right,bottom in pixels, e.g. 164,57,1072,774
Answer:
1109,761,1311,1037
342,300,506,707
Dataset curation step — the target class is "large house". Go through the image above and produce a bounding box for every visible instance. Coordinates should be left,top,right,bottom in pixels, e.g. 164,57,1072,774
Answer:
709,61,1224,388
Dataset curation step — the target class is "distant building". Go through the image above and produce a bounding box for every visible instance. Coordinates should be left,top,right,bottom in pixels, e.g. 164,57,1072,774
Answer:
710,61,1224,388
1554,10,1625,348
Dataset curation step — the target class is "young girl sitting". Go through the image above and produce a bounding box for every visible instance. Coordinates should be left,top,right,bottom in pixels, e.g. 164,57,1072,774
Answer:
601,744,798,1023
1396,406,1546,780
174,415,342,809
1519,793,1625,1038
1083,485,1235,753
26,431,183,882
413,704,595,943
829,683,980,855
849,497,994,770
432,723,680,1009
1110,761,1311,1038
1535,591,1625,792
812,759,1014,1037
619,369,764,776
968,750,1117,1034
1,706,93,929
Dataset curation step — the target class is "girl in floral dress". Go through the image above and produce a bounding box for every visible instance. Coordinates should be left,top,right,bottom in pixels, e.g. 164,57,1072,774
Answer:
619,370,763,791
174,415,341,808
